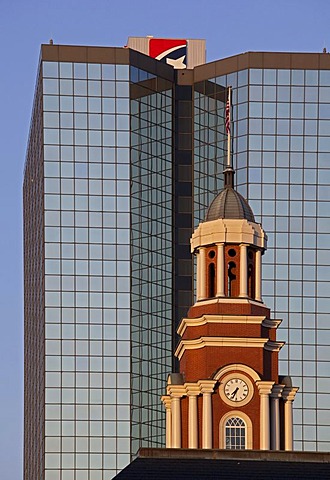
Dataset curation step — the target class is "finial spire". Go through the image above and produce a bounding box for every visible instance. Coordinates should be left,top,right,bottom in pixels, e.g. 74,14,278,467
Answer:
224,86,234,188
226,86,232,168
223,166,234,188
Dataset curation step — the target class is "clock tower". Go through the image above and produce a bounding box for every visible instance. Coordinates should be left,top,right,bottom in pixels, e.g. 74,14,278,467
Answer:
162,166,298,451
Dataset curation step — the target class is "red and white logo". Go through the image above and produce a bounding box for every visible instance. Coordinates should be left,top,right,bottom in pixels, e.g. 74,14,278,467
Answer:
149,38,187,69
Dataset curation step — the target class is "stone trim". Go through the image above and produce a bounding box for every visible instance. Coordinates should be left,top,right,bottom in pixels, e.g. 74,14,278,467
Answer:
177,314,268,336
213,364,261,382
191,218,267,253
191,296,269,308
175,336,268,359
264,341,285,352
262,318,282,329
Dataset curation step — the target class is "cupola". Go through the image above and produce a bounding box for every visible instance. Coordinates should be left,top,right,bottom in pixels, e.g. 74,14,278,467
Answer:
190,167,267,310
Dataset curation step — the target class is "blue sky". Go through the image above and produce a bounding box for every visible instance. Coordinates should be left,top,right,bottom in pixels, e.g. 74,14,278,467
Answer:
1,0,330,478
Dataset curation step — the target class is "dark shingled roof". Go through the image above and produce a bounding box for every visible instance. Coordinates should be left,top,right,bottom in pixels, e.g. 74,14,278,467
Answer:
205,167,255,223
206,188,255,223
114,449,330,479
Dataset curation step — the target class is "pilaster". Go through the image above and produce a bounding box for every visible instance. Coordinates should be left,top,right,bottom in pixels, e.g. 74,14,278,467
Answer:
167,385,186,448
198,380,217,449
282,387,299,450
185,383,200,448
256,380,274,450
270,384,285,450
161,395,172,448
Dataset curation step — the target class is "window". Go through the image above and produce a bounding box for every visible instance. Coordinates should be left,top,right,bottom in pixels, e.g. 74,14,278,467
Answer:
225,417,246,449
248,264,255,299
219,411,253,449
209,263,215,298
227,261,237,296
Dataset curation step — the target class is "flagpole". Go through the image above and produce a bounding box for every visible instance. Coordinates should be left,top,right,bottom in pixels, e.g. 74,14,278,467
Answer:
227,86,231,168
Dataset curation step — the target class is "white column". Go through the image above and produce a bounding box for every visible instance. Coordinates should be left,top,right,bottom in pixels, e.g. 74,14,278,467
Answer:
257,381,274,450
239,244,248,298
270,384,284,450
198,248,207,300
186,384,200,448
282,387,299,451
161,395,172,448
196,250,201,301
198,380,216,449
172,397,181,448
255,249,262,302
216,243,225,297
167,386,186,448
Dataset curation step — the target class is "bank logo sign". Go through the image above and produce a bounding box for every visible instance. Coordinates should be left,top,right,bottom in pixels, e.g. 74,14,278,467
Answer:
149,38,187,69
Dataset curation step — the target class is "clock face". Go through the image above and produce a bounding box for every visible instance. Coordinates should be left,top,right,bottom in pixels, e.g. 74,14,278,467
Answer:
224,378,249,402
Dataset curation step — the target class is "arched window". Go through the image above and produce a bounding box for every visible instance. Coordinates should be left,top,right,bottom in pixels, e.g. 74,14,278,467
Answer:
225,416,246,450
219,411,253,449
248,264,255,299
209,262,215,297
227,261,236,296
247,249,255,299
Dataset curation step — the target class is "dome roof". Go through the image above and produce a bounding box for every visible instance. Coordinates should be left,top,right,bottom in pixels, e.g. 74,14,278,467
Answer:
205,167,255,223
206,188,255,222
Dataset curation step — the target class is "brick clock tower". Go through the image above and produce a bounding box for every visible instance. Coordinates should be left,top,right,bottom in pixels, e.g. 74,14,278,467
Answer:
162,166,298,451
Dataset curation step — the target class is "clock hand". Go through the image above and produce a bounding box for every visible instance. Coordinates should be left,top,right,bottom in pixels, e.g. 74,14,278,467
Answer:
231,387,239,399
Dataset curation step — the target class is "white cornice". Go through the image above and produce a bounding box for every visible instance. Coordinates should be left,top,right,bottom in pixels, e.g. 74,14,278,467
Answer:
167,385,187,397
191,218,267,253
264,341,285,352
175,337,285,359
262,318,282,329
256,380,275,395
161,395,172,408
191,297,269,308
175,336,269,359
197,379,217,394
177,314,282,336
282,386,299,402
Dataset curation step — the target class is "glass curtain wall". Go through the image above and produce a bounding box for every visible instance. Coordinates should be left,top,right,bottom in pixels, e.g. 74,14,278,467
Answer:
130,67,173,454
42,60,131,480
211,67,330,452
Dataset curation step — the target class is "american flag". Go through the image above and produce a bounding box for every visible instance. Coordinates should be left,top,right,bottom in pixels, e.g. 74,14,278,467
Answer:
225,89,231,134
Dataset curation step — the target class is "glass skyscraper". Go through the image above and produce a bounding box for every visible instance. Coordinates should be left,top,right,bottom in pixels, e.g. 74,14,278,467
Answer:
24,45,183,480
24,44,330,480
